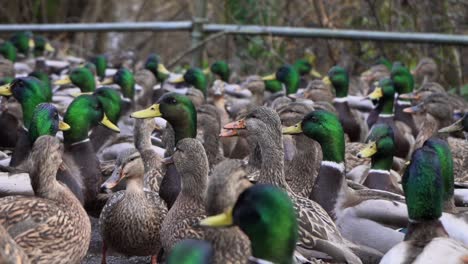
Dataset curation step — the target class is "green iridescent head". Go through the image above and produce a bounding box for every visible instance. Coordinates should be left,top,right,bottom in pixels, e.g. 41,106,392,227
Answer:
33,35,54,57
0,41,17,62
131,92,197,144
201,184,298,264
263,65,300,95
63,94,119,144
0,77,49,128
92,87,122,124
144,53,170,82
167,239,213,264
264,79,284,93
391,63,414,95
359,124,395,171
28,103,70,144
326,66,349,98
403,146,443,221
91,55,107,80
210,60,230,82
113,68,135,100
10,31,33,55
368,78,395,115
83,62,97,76
70,67,96,92
283,110,345,163
423,138,453,203
293,59,312,76
29,71,52,101
183,68,207,97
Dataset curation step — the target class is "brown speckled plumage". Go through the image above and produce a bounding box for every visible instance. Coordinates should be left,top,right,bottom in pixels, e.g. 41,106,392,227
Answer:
0,224,30,264
0,136,91,264
99,149,167,257
160,138,208,252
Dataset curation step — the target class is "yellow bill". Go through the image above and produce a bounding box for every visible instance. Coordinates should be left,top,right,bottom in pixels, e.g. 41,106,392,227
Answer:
262,73,276,81
54,76,72,85
322,76,331,86
58,121,71,131
368,87,383,100
203,68,211,75
45,42,55,52
28,39,35,49
130,104,162,119
169,75,185,83
199,208,233,227
99,77,114,86
357,141,377,158
71,91,93,97
310,69,322,78
0,83,12,96
282,123,303,135
100,113,120,133
158,64,171,75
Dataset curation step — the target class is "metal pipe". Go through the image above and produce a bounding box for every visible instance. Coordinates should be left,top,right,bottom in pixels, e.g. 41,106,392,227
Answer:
0,21,467,45
0,21,193,32
204,24,468,45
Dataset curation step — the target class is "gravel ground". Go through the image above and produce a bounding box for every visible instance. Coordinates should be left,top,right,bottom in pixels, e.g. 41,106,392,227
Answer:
81,217,151,264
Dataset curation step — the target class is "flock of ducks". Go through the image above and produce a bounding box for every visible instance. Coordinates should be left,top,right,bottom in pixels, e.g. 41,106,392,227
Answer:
0,31,468,264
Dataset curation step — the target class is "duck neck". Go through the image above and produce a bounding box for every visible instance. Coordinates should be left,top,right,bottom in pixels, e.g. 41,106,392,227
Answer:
171,112,197,144
181,168,208,201
371,154,393,171
256,129,290,190
126,176,144,194
380,96,395,116
405,219,448,242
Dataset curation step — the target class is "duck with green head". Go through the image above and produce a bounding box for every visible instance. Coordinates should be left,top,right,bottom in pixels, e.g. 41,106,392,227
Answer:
0,41,17,62
367,78,412,159
264,79,284,93
293,58,322,89
0,77,51,165
145,53,171,82
323,66,364,142
169,68,208,98
54,67,96,93
91,54,107,81
357,124,403,194
33,35,55,57
99,67,136,111
167,239,213,264
283,110,408,254
381,146,468,263
62,94,120,212
131,92,196,208
201,184,299,264
208,60,230,83
262,65,300,95
391,63,418,136
10,31,34,55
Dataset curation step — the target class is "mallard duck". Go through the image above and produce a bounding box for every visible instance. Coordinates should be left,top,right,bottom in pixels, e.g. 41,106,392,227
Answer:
204,158,252,263
0,77,52,166
99,148,167,264
167,239,214,264
0,41,17,62
54,66,96,93
380,146,468,263
32,35,55,57
322,66,367,142
411,57,438,84
262,65,300,95
144,53,171,83
90,54,107,81
0,135,91,263
208,60,231,82
367,78,414,159
356,124,403,194
201,184,302,264
293,58,322,89
160,138,207,252
390,63,418,136
221,107,362,263
61,94,120,212
283,110,408,254
10,31,34,56
0,224,30,264
168,67,208,98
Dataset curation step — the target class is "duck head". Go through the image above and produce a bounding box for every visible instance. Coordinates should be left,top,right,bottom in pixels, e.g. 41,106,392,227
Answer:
282,110,345,163
391,63,414,96
92,87,122,124
323,66,349,98
170,68,207,97
144,53,171,82
293,58,321,78
63,94,120,144
403,93,453,126
10,31,34,55
0,77,50,128
55,67,96,93
262,65,300,95
90,55,107,81
358,124,395,171
368,78,396,115
112,68,135,100
0,41,17,62
28,103,70,144
200,184,298,264
101,149,144,190
33,35,54,57
167,239,213,264
131,92,197,144
209,60,230,82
